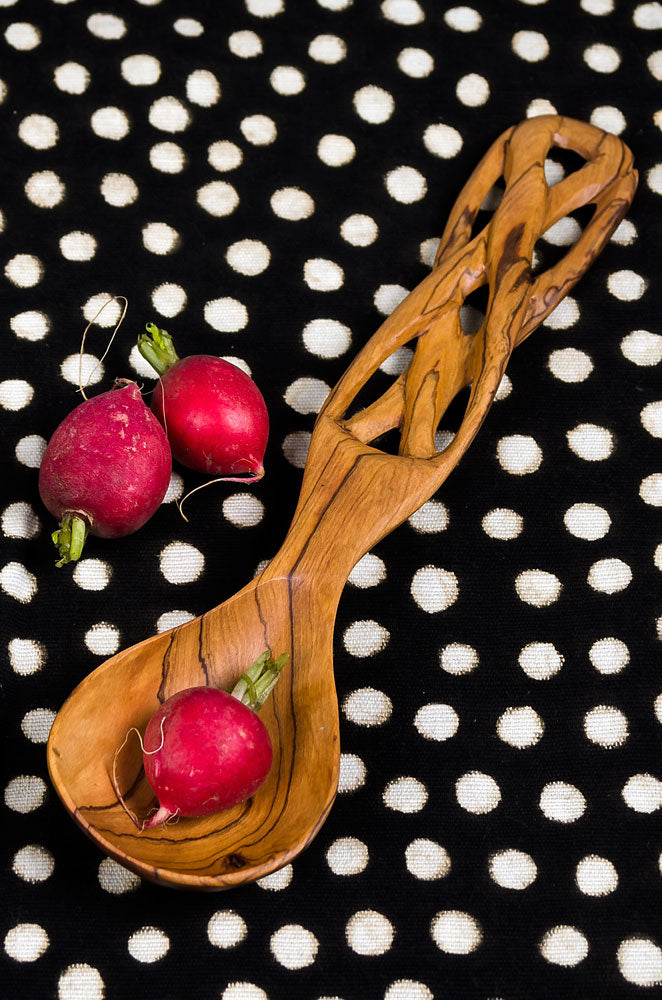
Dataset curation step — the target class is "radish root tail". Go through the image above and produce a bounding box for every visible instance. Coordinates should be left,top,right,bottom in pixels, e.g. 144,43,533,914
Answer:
177,469,264,523
78,294,129,400
110,718,166,831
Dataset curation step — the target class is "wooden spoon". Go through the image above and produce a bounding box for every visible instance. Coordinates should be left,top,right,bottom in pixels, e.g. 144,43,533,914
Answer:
47,116,636,889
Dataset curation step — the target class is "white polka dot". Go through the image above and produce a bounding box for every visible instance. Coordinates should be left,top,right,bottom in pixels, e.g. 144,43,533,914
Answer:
338,753,366,793
584,42,621,72
18,114,58,149
587,557,632,594
317,133,355,166
87,13,126,39
589,637,629,674
11,311,50,341
5,22,40,49
241,114,277,145
98,858,141,894
13,845,54,883
59,231,97,261
151,282,186,318
397,47,434,77
482,508,523,540
383,776,428,813
622,773,662,812
456,73,489,106
611,218,637,245
497,706,544,748
648,50,662,80
246,0,283,14
423,123,463,158
159,542,204,584
317,0,352,7
408,500,448,533
309,33,346,63
173,18,204,37
204,297,248,332
641,473,662,506
326,837,369,875
2,502,40,540
539,926,588,966
489,849,537,889
618,937,662,987
382,0,424,24
548,347,593,383
539,781,586,822
282,431,310,468
608,268,647,301
564,502,611,540
348,552,386,588
209,141,243,172
590,105,626,135
445,6,482,30
15,435,46,469
373,284,408,316
527,97,558,117
72,559,112,591
518,642,563,680
512,30,549,61
149,141,186,173
186,69,220,107
255,865,293,891
430,911,481,954
226,239,270,276
543,217,582,246
82,293,121,328
1,562,37,602
411,565,458,613
25,170,65,209
304,257,344,291
414,703,459,741
91,106,129,140
58,965,105,1000
635,2,662,28
515,569,561,607
4,923,49,962
621,330,662,366
270,64,305,95
156,609,194,633
642,401,662,439
54,62,90,94
221,494,263,529
581,0,613,11
60,352,104,387
0,378,34,411
380,346,413,376
584,705,628,747
567,423,614,461
148,96,190,133
21,708,55,744
8,639,45,675
121,54,161,85
207,911,247,948
543,296,579,329
346,910,394,955
497,434,542,475
576,855,618,896
128,927,169,963
284,376,330,414
271,186,314,219
221,986,267,1000
228,30,263,57
84,622,120,656
142,221,179,255
302,318,351,357
270,924,318,969
343,620,390,657
353,85,394,124
5,253,43,287
197,179,240,216
405,839,451,880
456,772,501,814
440,643,478,675
100,172,138,207
385,165,427,203
4,775,46,813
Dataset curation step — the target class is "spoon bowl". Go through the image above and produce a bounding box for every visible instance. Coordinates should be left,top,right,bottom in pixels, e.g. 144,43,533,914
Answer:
47,116,636,888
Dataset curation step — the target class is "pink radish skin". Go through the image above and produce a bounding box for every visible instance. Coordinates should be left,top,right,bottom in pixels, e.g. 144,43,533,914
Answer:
39,381,172,563
138,325,269,479
142,686,274,827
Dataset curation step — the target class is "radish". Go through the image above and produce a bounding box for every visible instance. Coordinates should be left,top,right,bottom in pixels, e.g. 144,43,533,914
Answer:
39,380,172,566
129,650,288,828
138,323,269,481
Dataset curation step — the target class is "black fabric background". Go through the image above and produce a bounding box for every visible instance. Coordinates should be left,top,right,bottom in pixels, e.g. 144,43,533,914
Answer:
2,0,661,997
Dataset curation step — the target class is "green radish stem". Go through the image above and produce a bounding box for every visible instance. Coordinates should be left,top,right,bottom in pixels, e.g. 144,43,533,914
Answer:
52,513,89,567
231,650,289,712
137,322,180,377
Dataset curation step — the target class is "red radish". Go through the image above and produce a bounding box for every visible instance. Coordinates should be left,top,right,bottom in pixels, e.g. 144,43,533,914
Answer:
136,651,288,828
138,323,269,481
39,380,172,566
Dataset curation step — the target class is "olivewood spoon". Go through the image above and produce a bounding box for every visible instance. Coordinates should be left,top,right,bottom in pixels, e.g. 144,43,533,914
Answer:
47,116,636,889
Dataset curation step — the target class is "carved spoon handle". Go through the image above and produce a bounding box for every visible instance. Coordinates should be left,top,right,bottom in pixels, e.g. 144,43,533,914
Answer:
267,116,637,592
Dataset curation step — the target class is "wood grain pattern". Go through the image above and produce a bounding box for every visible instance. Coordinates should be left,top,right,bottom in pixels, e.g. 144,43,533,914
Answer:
47,116,637,889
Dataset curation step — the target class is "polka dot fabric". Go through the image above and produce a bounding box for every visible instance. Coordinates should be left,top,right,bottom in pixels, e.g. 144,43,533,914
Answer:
1,1,661,997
